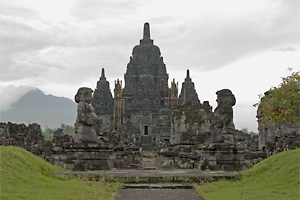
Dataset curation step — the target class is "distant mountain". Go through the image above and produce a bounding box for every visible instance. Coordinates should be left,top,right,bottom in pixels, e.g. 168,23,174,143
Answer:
0,89,77,130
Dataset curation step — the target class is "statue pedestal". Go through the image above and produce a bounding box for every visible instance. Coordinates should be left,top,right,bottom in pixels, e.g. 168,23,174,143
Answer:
200,143,244,171
65,143,113,171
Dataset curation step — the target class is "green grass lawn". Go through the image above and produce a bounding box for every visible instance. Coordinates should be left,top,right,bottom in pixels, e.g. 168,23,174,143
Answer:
0,146,121,200
1,145,299,200
195,149,300,200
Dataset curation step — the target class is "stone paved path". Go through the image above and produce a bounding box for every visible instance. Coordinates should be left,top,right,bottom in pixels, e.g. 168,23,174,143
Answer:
115,189,205,200
115,184,205,200
57,169,235,200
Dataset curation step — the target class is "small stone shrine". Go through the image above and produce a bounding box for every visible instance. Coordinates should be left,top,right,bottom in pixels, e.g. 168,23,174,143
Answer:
91,69,114,133
178,70,201,105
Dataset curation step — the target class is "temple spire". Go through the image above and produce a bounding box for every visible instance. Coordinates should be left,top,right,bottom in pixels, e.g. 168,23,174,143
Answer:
100,68,106,81
143,22,150,40
179,69,200,105
140,22,153,45
185,69,191,81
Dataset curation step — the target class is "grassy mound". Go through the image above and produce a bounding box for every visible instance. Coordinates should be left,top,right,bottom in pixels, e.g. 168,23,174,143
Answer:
195,149,300,200
0,146,120,200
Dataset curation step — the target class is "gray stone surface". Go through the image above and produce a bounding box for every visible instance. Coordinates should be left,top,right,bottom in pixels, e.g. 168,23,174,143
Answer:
65,143,113,170
74,87,101,143
171,103,212,145
57,169,237,180
0,122,44,155
256,91,300,149
92,68,114,132
120,22,168,149
178,70,201,105
200,143,244,171
115,188,205,200
210,89,236,143
92,23,202,150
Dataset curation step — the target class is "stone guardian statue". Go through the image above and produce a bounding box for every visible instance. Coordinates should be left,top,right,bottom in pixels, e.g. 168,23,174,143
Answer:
210,89,236,143
74,87,101,143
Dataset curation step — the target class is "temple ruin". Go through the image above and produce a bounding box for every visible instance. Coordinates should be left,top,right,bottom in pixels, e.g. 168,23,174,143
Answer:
2,23,298,172
92,22,205,150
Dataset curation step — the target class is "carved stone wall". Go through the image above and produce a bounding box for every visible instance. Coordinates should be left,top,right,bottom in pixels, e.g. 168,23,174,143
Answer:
0,122,142,170
257,106,300,149
171,103,212,145
0,122,44,156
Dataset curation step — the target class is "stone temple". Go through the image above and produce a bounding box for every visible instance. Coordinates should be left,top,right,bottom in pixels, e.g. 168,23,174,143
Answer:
92,22,206,150
3,23,283,172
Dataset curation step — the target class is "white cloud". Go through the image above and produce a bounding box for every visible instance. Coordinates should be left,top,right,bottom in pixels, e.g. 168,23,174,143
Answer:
0,85,34,112
275,47,298,52
2,0,298,83
0,0,299,130
160,0,299,72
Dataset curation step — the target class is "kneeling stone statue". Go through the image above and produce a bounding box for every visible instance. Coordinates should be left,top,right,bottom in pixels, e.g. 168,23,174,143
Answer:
210,89,236,143
74,87,101,143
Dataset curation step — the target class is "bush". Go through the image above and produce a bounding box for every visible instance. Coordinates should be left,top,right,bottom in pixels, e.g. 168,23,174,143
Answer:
254,69,300,127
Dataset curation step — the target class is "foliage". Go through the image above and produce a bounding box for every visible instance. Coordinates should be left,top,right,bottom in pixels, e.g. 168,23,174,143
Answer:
42,123,75,141
205,166,211,174
254,70,300,127
60,123,75,136
195,149,300,200
241,128,248,134
43,127,55,141
0,146,120,200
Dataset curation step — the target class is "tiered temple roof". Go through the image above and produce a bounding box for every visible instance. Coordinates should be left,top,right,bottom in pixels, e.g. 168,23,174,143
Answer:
92,68,113,116
179,69,200,105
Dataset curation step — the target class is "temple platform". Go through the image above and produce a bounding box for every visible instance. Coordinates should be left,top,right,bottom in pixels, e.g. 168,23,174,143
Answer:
65,143,113,170
56,169,241,183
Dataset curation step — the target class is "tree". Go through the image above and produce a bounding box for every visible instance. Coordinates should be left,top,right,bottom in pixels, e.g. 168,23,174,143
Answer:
60,123,75,136
241,128,248,134
254,69,300,127
43,126,55,141
42,124,75,140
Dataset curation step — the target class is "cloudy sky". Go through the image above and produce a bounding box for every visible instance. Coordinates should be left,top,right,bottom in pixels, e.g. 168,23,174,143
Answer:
0,0,299,132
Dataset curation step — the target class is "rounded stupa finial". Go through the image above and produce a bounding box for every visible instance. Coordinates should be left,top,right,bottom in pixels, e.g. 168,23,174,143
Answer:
143,22,150,40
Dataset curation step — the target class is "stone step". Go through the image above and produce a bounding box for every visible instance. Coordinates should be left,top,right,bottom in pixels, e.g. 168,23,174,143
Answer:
142,167,157,170
122,183,193,189
57,169,238,183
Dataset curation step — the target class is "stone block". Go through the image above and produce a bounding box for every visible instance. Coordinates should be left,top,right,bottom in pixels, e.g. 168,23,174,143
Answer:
52,155,60,160
52,147,62,152
161,151,174,157
67,151,110,160
70,160,113,171
188,154,198,160
208,160,216,166
216,154,235,161
66,143,112,150
178,152,189,158
222,165,234,171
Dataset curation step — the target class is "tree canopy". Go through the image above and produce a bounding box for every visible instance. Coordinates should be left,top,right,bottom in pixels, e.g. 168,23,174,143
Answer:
254,69,300,127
